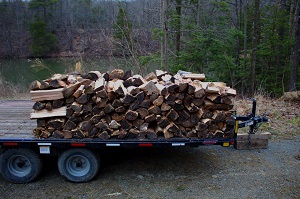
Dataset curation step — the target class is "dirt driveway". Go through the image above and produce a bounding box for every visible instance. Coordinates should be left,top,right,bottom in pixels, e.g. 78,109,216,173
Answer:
0,139,299,199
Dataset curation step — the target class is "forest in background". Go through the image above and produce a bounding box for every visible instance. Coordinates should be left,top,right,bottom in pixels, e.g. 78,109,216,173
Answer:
0,0,299,97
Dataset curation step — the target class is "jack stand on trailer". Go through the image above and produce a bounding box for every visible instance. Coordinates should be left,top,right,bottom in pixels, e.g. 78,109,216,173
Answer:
233,99,270,150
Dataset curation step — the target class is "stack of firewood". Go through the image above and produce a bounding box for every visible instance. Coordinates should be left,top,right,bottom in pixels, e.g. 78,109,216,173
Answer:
30,69,236,139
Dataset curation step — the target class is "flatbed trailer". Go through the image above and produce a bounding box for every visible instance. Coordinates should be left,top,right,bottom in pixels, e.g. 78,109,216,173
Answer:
0,100,267,183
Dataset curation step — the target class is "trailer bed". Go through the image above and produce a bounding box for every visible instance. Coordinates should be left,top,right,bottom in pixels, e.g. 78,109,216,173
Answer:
0,100,35,139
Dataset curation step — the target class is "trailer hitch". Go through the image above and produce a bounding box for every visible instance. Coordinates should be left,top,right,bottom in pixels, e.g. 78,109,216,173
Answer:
232,98,269,133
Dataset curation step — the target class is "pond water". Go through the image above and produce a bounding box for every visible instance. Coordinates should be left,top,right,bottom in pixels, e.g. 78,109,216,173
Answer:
0,57,159,93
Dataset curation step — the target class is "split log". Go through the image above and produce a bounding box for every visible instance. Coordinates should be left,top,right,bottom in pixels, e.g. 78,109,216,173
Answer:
30,80,41,90
30,88,64,101
125,110,139,121
31,106,66,119
109,69,124,80
182,73,205,80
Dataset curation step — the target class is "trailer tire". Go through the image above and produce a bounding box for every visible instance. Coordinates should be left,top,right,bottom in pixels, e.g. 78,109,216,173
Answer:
58,149,100,182
0,148,42,183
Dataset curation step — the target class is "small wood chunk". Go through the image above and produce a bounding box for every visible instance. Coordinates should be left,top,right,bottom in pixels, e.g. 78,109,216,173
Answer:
72,129,85,138
62,130,73,139
122,94,135,104
52,130,64,138
140,123,149,131
129,100,140,110
84,81,95,94
71,102,82,113
112,99,122,108
139,81,159,95
76,93,90,104
127,86,141,95
181,114,200,128
166,109,179,121
153,96,164,106
144,114,156,123
178,82,188,92
88,71,102,80
109,69,124,80
144,72,157,81
95,121,109,131
135,91,145,104
167,84,179,93
121,119,131,130
40,81,50,90
37,119,46,127
63,82,81,98
132,119,144,129
91,115,102,124
109,120,121,129
122,70,133,80
161,103,171,111
30,80,41,90
139,99,151,109
104,104,114,113
155,70,167,77
136,108,149,119
125,110,139,120
98,131,110,140
96,89,108,98
63,119,77,130
52,99,64,109
78,121,91,132
155,83,167,96
115,106,126,113
49,79,66,88
148,106,161,115
111,113,124,122
157,118,170,128
173,100,184,111
47,118,66,129
33,102,45,110
147,128,157,139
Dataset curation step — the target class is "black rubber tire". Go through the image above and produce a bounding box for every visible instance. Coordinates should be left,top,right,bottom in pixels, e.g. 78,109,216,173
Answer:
0,148,42,183
57,149,100,182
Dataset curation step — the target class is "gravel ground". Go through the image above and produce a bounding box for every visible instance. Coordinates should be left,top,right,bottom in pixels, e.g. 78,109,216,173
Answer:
0,140,299,199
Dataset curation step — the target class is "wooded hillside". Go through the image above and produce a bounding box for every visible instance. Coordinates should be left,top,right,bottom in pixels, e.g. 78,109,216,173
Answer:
0,0,299,96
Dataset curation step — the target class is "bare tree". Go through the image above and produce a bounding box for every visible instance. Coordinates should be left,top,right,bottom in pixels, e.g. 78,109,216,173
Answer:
289,0,300,91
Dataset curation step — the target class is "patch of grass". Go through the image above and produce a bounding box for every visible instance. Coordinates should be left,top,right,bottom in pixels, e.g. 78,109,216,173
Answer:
176,186,185,191
0,73,30,100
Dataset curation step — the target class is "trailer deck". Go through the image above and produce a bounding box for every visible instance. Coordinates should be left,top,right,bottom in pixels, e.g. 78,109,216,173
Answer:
0,100,35,139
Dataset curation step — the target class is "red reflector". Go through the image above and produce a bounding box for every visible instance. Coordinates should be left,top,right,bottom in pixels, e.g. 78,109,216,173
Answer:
203,140,217,145
3,142,18,146
139,143,152,147
71,143,86,147
230,140,235,145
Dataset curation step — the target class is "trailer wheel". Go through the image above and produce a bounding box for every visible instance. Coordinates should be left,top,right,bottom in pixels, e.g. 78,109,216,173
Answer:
58,149,100,182
0,148,42,183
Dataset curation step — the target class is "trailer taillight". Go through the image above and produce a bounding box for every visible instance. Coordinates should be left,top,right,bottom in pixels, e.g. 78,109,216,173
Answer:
3,142,18,146
71,143,86,147
139,143,152,147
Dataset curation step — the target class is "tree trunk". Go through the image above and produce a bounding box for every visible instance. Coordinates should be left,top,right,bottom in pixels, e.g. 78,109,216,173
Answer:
242,0,248,95
175,0,182,55
289,0,300,91
162,0,170,72
250,0,260,96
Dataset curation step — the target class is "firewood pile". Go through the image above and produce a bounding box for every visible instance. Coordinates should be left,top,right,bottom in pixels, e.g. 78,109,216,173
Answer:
30,69,236,140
